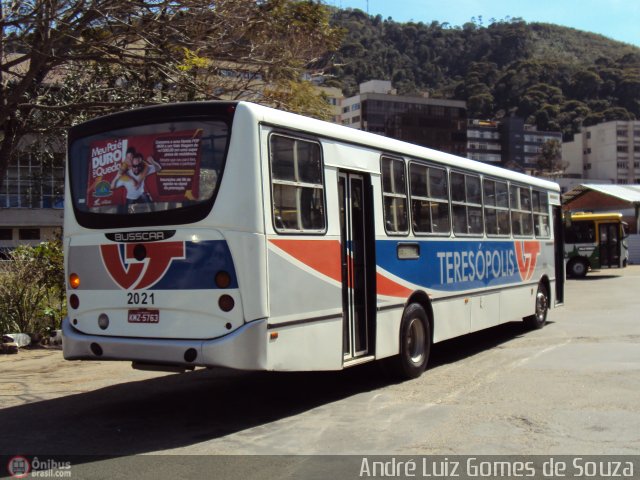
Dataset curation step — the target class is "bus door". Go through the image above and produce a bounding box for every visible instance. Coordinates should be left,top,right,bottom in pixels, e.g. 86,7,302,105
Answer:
553,206,564,304
599,222,621,268
338,172,375,362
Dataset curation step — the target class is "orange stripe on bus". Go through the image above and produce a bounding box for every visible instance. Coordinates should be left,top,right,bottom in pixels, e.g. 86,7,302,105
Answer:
376,272,413,298
270,239,342,283
270,239,412,298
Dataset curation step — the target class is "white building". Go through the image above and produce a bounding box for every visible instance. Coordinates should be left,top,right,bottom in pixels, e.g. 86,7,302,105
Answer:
0,141,65,258
563,120,640,186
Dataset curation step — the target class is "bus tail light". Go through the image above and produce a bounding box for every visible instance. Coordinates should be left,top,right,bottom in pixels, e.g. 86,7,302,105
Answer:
69,273,80,289
215,271,232,289
219,294,234,312
69,294,79,309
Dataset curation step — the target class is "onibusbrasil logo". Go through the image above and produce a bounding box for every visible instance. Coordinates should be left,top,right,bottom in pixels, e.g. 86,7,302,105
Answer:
7,456,72,478
7,456,30,478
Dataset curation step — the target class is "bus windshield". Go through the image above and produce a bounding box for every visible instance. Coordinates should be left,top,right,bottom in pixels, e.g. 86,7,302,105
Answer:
68,119,229,222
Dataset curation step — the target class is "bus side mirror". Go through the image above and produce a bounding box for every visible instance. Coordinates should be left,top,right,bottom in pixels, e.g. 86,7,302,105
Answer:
622,223,630,239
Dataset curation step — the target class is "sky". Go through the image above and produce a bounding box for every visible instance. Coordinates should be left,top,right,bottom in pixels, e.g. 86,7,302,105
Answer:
327,0,640,48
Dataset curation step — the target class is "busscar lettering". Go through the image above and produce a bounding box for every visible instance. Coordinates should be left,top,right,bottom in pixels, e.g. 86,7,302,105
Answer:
114,232,167,242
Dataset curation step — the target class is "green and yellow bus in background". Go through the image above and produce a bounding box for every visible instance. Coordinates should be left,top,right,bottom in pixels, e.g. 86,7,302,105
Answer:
564,212,629,278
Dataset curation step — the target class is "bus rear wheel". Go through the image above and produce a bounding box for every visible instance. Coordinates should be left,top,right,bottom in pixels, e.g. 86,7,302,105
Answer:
567,258,589,278
525,282,549,330
387,303,431,379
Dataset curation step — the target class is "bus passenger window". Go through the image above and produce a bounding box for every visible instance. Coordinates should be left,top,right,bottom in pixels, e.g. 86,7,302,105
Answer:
533,190,550,238
409,163,449,235
382,156,409,234
510,185,533,237
270,134,326,233
565,221,595,243
451,171,482,236
483,179,510,237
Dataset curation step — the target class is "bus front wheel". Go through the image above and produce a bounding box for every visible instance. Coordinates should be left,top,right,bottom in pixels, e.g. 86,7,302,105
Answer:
525,282,549,330
388,303,431,379
567,258,589,278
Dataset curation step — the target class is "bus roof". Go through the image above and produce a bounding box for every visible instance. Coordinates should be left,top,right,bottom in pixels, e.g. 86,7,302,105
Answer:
569,212,624,221
239,101,561,193
69,100,561,194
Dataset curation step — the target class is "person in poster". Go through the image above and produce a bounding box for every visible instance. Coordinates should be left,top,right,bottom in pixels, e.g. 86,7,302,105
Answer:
110,148,162,211
87,130,202,211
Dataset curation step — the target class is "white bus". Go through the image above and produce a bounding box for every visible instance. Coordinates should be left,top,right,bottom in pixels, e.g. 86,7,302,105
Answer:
63,101,564,379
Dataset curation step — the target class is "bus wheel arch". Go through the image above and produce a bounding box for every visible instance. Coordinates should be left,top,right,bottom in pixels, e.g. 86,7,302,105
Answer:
388,292,433,379
567,257,589,278
407,291,434,336
524,278,550,330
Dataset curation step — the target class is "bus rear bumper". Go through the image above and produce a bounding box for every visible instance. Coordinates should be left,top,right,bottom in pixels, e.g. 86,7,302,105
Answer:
61,317,268,371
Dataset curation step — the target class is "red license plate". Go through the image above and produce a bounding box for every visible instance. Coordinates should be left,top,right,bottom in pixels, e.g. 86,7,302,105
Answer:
128,309,160,323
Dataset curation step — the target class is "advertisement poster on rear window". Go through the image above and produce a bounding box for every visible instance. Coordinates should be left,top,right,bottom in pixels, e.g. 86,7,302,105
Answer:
87,130,202,209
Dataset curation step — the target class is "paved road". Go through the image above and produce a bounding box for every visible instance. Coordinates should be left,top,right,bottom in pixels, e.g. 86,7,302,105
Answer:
2,267,639,463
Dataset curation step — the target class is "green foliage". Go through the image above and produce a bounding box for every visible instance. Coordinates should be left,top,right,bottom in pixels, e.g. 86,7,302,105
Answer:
266,80,335,121
0,0,343,185
535,138,564,174
329,10,640,139
0,241,66,336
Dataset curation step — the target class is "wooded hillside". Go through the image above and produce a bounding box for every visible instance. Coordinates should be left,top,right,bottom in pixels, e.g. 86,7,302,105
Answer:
326,9,640,140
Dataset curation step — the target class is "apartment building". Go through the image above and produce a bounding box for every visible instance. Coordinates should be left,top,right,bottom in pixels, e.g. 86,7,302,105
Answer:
563,120,640,185
467,117,562,172
316,86,344,124
338,80,468,156
336,80,563,171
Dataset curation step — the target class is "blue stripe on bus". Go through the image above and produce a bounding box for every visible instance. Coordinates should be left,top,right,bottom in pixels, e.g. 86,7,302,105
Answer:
375,239,524,291
152,240,238,290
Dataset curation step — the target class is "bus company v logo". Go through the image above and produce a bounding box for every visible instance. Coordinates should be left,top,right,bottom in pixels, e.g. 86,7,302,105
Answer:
100,242,186,290
514,240,541,282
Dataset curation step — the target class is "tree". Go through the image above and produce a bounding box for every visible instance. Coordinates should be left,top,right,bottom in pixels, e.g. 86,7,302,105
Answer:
570,69,603,100
0,0,342,186
0,240,65,335
467,92,494,117
326,11,640,138
535,138,567,176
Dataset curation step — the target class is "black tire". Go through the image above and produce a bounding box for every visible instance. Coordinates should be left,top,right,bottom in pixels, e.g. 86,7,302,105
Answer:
387,303,431,379
525,282,549,330
567,258,589,278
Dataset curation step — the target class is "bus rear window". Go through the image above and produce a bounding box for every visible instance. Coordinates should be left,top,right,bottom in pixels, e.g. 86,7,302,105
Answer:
69,120,229,224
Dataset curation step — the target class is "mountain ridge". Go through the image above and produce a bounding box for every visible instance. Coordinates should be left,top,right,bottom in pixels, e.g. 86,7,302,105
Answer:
326,9,640,139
